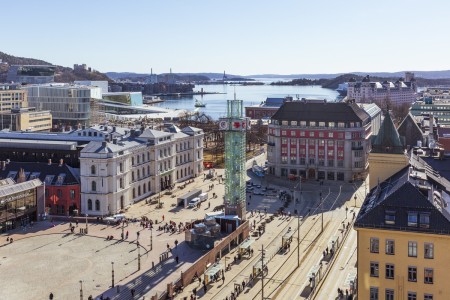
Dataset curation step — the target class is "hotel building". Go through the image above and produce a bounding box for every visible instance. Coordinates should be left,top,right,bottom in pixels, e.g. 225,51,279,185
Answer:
347,72,417,107
267,100,381,182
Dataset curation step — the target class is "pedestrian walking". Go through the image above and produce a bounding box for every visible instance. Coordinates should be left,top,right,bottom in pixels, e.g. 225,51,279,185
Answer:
131,288,135,298
175,239,178,248
76,220,78,227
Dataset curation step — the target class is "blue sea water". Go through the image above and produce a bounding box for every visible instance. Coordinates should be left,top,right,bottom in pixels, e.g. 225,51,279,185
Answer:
154,80,339,120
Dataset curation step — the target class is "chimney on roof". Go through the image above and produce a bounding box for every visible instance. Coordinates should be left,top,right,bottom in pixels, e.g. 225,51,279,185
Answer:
59,159,64,166
17,168,26,183
102,141,107,147
112,126,116,132
113,138,118,144
48,159,52,165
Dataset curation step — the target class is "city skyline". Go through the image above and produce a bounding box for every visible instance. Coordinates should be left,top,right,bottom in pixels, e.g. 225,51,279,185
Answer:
2,1,450,75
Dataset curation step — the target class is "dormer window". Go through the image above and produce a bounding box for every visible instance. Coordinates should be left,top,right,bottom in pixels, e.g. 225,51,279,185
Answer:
420,213,430,228
408,212,418,227
385,210,396,225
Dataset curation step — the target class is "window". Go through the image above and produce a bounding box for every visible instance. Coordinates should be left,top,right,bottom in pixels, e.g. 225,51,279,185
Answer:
408,266,417,282
385,210,396,225
91,165,96,175
91,181,97,192
386,264,394,279
329,122,335,128
424,268,433,284
385,289,394,300
370,262,379,277
309,139,315,145
87,199,92,210
408,241,417,257
119,178,124,189
95,200,100,211
370,287,378,300
119,162,123,173
424,294,433,300
408,212,418,227
420,213,430,228
57,189,62,197
424,243,434,259
327,140,334,147
370,238,380,253
310,121,316,127
310,132,315,137
319,131,324,137
407,292,416,300
70,189,75,199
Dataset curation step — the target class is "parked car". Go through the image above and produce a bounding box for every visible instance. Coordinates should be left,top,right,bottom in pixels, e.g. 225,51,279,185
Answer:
188,198,201,208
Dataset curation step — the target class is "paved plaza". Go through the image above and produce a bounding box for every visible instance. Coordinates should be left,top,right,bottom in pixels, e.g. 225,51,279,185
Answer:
0,152,363,299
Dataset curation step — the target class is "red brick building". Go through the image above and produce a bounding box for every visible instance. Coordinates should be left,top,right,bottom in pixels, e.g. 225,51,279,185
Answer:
0,160,80,216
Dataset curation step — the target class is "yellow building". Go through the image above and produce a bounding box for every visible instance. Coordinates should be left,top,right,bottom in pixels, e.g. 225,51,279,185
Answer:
355,167,450,300
0,108,52,132
0,84,28,111
369,111,409,190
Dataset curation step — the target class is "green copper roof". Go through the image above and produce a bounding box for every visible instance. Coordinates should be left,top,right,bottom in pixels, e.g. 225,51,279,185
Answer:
372,111,404,154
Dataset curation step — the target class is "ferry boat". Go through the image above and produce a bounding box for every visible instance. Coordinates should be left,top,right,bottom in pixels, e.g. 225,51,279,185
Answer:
143,96,164,104
336,83,348,96
194,99,206,107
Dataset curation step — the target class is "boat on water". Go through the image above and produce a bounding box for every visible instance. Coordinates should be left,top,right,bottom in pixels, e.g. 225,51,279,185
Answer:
252,160,265,177
194,99,206,107
336,83,348,96
143,96,164,104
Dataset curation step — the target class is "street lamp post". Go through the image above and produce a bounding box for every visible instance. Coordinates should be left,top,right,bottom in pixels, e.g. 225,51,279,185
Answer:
320,191,324,233
297,214,303,268
111,262,115,288
138,243,141,271
85,214,88,234
150,228,153,251
79,280,83,300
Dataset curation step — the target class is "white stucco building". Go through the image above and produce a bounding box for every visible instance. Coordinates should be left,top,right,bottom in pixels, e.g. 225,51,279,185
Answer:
79,125,204,216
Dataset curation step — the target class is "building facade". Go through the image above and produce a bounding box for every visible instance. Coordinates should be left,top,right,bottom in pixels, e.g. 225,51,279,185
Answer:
355,166,450,300
267,101,376,182
23,83,102,128
79,126,204,216
6,65,55,84
410,97,450,125
0,161,80,216
0,178,44,233
347,73,417,107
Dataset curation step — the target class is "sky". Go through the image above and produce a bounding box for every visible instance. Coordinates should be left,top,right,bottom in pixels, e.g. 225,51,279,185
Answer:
2,0,450,75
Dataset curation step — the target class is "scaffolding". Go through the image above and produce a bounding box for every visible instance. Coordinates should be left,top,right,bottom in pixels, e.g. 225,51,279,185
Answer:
219,99,248,220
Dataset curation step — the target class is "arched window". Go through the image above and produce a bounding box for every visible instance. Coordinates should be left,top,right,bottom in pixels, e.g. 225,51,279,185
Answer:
147,165,150,175
95,200,100,211
91,165,96,175
88,199,92,210
119,162,123,173
148,181,151,191
132,157,135,165
132,171,135,181
91,181,97,191
119,178,123,189
142,167,145,177
137,169,140,179
137,155,140,164
147,152,150,161
142,153,145,162
138,186,141,196
120,196,124,209
132,188,136,198
143,184,146,193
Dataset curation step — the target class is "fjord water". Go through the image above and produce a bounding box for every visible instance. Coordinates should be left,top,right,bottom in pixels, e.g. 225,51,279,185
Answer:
155,81,339,120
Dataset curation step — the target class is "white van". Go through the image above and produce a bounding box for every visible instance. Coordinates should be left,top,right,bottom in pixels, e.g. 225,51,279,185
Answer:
104,214,126,225
188,197,201,208
199,193,208,202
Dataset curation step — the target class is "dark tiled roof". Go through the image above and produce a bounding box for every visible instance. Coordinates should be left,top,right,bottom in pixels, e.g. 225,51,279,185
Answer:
271,102,369,123
0,161,79,186
372,111,404,154
265,98,286,107
355,167,450,235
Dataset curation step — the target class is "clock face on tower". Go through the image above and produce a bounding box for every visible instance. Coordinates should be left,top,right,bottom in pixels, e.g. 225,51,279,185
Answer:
219,120,228,130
